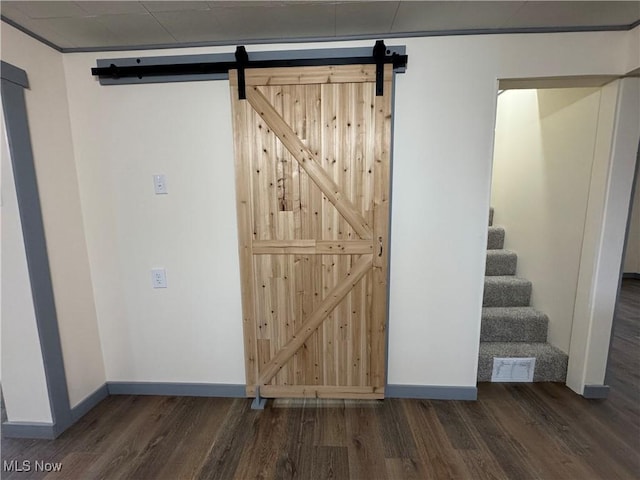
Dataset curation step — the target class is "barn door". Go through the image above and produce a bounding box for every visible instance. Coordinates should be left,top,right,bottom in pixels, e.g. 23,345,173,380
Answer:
230,64,392,400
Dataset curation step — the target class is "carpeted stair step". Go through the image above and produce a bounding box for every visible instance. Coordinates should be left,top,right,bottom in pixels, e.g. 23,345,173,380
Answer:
487,226,505,249
489,207,494,226
483,276,531,307
477,342,568,382
486,250,517,276
481,307,549,342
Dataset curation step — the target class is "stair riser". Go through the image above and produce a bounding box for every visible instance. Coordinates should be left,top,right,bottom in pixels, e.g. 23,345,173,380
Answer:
485,252,517,276
483,282,531,307
487,228,505,249
480,318,548,342
477,354,568,382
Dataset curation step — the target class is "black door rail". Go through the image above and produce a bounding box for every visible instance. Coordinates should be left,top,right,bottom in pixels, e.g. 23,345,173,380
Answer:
91,40,408,98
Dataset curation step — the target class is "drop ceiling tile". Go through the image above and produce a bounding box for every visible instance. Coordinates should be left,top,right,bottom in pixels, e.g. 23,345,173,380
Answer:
2,1,86,19
45,16,122,48
506,1,640,28
209,3,337,39
392,1,525,32
76,2,148,16
335,1,399,36
150,10,227,42
154,3,336,43
142,1,211,13
0,4,31,25
0,5,78,48
207,1,329,8
97,13,176,45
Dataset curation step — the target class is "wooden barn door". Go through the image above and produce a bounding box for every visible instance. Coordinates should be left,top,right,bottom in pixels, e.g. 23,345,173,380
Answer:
230,64,392,400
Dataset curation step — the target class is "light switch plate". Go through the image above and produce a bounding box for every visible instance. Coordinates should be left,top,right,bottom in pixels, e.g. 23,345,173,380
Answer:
153,174,168,194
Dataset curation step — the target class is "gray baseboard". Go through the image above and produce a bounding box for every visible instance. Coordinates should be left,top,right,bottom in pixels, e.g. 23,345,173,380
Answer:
3,384,109,439
106,382,246,397
2,421,57,439
3,383,245,439
70,384,109,422
4,383,480,438
386,384,478,400
583,384,610,399
622,273,640,280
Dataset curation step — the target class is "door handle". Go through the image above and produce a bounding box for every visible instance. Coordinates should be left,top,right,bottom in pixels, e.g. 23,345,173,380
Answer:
378,236,383,257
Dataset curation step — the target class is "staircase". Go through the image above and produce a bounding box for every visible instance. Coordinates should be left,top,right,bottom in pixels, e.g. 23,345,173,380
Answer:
478,208,568,382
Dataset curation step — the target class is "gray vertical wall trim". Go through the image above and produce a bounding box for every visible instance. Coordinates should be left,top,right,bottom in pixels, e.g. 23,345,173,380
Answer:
1,61,29,88
583,384,610,399
1,64,73,434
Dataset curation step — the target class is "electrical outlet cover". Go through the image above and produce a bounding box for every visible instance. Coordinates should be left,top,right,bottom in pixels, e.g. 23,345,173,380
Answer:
151,268,167,288
491,357,535,382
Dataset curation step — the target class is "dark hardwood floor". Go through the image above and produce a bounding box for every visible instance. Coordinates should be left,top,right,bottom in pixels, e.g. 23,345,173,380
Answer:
3,279,639,479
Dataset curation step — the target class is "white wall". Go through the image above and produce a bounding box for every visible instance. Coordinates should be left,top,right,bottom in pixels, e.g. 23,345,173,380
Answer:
1,24,106,410
60,28,636,389
1,109,52,423
61,65,246,383
491,87,605,353
623,172,640,274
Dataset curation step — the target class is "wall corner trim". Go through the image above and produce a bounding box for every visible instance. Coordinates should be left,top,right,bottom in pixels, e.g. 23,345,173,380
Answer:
386,384,478,400
106,382,247,398
0,61,29,88
1,421,57,439
583,384,610,399
2,61,73,433
70,384,109,422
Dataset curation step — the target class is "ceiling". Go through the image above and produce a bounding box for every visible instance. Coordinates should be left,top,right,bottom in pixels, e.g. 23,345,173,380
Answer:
1,1,639,52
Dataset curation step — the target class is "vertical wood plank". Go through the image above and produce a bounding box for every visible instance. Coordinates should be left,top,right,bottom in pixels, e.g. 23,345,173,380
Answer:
229,71,258,390
370,65,392,391
285,218,296,384
307,84,324,386
322,83,336,386
290,85,305,385
258,339,272,385
337,83,350,387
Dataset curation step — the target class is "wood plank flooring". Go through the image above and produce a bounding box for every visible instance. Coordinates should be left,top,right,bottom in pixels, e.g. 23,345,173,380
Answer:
2,279,639,479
